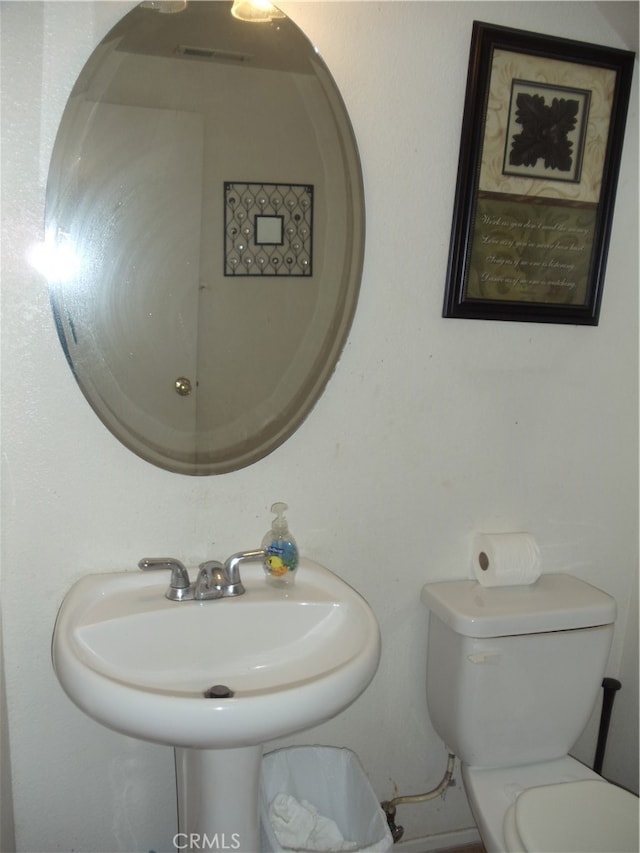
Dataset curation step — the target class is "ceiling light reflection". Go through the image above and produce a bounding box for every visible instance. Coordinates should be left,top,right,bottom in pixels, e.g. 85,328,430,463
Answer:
28,230,81,284
231,0,285,23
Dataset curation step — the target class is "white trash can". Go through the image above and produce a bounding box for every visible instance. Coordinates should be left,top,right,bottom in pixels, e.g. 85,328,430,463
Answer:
260,746,393,852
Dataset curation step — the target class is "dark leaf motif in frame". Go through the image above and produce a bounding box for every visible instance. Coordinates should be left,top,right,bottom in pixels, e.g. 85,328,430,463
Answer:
509,93,579,172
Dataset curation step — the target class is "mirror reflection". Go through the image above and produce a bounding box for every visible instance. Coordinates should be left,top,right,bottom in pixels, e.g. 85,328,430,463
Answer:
45,0,364,474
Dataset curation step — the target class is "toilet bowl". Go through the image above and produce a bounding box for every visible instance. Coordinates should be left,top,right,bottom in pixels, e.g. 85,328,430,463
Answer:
503,777,639,852
421,575,639,853
462,756,638,853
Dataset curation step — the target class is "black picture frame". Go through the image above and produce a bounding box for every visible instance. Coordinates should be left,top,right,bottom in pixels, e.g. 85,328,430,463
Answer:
443,22,635,325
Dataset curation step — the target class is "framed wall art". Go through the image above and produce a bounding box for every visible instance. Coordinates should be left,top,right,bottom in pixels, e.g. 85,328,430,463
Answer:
224,182,313,277
443,22,635,324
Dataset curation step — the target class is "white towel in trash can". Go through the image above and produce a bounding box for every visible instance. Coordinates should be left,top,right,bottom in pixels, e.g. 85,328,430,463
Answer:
269,793,358,851
260,746,394,852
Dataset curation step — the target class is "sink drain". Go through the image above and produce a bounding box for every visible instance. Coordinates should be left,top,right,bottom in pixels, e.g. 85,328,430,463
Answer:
204,684,234,699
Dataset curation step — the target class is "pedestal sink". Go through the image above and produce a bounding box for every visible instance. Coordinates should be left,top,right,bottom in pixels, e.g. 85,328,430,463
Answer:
52,558,381,851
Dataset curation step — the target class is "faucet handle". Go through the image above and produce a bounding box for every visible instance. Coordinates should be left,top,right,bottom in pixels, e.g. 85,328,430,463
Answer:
138,558,194,601
223,549,267,595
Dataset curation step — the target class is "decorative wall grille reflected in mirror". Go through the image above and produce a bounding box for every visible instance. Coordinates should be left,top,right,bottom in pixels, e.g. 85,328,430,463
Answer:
224,182,313,276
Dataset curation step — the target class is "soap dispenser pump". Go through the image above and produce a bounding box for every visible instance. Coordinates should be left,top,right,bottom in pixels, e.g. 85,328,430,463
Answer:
262,502,299,587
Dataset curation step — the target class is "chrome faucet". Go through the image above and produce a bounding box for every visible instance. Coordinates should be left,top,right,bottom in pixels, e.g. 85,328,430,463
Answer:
138,549,266,601
194,549,266,600
194,561,226,600
138,557,194,601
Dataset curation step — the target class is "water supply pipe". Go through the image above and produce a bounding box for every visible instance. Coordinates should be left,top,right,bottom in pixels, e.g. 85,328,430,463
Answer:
594,677,621,775
381,752,456,843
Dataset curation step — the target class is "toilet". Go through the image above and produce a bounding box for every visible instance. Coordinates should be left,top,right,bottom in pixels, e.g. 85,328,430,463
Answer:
421,574,639,853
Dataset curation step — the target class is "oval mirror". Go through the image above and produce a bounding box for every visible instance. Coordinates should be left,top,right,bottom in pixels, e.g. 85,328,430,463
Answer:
44,0,364,474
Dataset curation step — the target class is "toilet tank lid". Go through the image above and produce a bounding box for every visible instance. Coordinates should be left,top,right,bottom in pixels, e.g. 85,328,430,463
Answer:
420,575,616,637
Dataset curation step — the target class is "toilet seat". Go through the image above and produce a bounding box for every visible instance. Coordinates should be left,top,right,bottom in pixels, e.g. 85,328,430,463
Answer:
462,756,599,853
504,779,639,853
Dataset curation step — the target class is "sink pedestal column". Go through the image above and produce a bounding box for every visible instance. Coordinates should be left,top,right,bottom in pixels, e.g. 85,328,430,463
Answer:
175,745,263,853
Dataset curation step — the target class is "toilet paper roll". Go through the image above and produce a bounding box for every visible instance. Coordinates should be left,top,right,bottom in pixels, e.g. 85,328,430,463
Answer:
472,532,541,587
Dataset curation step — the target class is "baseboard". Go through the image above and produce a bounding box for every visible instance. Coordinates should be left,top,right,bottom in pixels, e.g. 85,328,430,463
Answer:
394,826,482,852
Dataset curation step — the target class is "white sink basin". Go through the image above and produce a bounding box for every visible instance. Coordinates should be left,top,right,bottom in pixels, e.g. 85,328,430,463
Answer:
52,558,381,748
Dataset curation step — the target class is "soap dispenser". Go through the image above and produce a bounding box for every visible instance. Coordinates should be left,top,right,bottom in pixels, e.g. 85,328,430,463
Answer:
262,502,299,587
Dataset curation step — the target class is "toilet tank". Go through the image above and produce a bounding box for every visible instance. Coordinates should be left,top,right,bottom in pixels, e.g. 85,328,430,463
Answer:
421,575,616,768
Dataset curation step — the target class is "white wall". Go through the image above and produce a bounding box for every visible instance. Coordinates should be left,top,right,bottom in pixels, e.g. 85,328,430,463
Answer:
1,2,637,851
0,612,16,853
